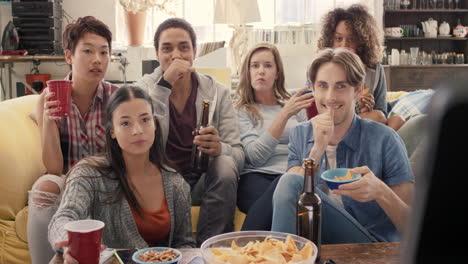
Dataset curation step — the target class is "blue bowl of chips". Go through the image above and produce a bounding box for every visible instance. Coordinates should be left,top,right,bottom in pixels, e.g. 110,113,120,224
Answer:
132,247,182,264
321,168,362,190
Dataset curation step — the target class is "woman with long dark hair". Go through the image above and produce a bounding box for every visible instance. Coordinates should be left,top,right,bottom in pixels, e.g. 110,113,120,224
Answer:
49,85,194,262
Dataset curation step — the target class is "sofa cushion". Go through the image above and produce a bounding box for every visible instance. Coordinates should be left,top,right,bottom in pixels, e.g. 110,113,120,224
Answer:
387,91,408,102
0,95,45,220
196,68,231,89
15,207,29,243
0,219,30,264
191,206,246,233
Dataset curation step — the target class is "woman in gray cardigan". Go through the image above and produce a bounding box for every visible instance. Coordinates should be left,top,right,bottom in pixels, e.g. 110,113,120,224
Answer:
234,43,313,230
49,85,195,262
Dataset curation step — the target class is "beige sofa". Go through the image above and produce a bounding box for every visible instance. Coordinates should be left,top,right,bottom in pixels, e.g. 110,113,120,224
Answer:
0,91,414,263
0,95,245,263
0,95,43,263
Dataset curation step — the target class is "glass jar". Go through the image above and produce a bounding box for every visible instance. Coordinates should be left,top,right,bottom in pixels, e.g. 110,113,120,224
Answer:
436,54,442,64
441,53,448,64
447,52,454,64
456,54,465,64
436,0,444,8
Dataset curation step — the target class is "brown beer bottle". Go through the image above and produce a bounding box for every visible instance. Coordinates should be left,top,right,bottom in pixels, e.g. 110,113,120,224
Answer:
191,101,210,173
296,158,322,260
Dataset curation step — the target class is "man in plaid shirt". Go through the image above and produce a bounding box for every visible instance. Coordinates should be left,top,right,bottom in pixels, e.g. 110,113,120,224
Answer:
27,17,118,264
388,89,434,120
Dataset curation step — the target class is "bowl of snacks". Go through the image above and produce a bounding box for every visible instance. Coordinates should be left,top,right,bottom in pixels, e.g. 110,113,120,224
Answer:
200,231,317,264
132,247,182,264
321,168,361,190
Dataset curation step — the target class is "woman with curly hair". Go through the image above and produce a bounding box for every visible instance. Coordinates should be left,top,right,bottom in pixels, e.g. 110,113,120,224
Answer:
314,4,405,130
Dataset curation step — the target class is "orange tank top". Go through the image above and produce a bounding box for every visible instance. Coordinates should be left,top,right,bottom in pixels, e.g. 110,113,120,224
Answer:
129,198,171,246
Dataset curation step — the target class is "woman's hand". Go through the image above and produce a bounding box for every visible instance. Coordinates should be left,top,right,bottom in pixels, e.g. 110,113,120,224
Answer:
359,93,375,113
281,87,315,118
55,240,107,264
55,241,77,264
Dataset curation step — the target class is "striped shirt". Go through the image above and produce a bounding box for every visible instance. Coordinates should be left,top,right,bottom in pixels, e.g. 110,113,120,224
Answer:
58,74,118,173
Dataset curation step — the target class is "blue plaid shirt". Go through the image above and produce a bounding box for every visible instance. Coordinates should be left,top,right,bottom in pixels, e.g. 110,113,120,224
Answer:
388,89,434,120
288,115,414,242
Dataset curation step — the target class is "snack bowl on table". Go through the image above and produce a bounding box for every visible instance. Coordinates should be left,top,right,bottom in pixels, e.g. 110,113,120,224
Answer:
321,168,362,190
132,247,182,264
200,231,317,264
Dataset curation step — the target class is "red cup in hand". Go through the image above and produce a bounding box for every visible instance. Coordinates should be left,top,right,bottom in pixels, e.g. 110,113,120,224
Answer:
64,219,105,264
46,80,72,117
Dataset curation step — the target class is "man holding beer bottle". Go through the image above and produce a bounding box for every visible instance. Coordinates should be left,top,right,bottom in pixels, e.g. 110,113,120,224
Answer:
136,18,244,246
271,48,414,243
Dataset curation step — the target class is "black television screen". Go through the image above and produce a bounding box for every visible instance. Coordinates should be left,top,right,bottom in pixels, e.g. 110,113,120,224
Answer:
401,81,468,263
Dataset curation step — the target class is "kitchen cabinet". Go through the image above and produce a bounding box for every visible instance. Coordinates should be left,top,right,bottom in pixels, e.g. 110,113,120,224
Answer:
383,64,468,91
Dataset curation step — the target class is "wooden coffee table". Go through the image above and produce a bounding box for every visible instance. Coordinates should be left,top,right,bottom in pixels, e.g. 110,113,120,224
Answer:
51,242,400,264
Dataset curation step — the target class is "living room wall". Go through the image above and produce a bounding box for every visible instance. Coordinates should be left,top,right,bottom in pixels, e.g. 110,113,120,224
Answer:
0,0,119,100
0,0,383,99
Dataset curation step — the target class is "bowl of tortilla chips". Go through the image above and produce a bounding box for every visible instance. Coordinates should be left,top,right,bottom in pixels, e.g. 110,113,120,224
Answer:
200,231,317,264
321,168,362,190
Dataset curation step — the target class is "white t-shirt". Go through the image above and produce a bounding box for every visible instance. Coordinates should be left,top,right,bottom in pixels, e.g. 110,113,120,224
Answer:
325,145,344,208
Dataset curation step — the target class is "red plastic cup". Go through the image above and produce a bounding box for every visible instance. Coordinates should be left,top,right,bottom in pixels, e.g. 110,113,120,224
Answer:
306,101,319,120
64,219,105,264
46,80,72,117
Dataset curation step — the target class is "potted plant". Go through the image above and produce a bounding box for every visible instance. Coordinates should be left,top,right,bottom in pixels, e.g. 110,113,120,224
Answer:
119,0,173,46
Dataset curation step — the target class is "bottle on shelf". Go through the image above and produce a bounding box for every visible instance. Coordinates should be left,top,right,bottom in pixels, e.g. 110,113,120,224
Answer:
391,48,401,65
456,53,465,64
431,50,437,64
448,0,455,9
383,51,389,65
296,158,322,260
400,49,409,65
436,0,444,9
191,100,210,173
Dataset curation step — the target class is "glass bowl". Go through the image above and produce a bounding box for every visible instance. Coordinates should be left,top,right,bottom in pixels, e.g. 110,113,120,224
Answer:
200,231,317,264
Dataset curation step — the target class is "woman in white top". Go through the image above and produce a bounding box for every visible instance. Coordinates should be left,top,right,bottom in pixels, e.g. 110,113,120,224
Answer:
234,42,314,230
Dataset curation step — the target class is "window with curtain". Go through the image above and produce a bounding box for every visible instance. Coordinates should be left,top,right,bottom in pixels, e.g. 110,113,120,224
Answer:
115,0,375,47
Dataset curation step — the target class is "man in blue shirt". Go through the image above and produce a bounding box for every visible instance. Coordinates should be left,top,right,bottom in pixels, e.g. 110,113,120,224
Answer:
271,48,414,243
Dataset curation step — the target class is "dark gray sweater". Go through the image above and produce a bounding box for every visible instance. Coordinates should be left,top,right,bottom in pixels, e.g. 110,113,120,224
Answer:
48,163,195,249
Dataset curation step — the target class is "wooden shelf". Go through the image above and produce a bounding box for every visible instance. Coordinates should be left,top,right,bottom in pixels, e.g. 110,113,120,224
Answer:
385,37,467,40
383,2,468,91
385,9,468,12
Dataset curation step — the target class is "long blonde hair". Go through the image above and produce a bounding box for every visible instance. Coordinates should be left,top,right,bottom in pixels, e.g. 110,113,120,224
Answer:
234,42,290,124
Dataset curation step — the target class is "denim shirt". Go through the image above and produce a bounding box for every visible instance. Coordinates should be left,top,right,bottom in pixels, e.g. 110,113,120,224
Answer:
287,115,414,242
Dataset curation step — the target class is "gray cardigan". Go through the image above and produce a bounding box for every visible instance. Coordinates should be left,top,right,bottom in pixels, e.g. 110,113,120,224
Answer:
238,105,307,175
365,63,387,116
48,163,195,249
135,68,244,171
